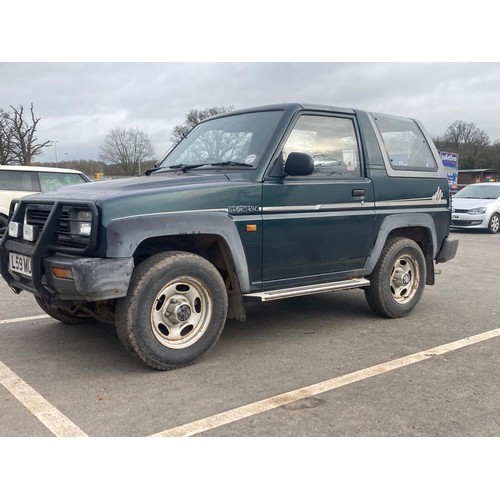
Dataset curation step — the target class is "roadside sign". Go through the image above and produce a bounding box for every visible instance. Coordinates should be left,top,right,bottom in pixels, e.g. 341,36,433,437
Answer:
440,151,458,193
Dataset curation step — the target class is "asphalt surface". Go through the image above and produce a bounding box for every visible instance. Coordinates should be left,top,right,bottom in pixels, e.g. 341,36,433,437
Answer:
1,230,499,438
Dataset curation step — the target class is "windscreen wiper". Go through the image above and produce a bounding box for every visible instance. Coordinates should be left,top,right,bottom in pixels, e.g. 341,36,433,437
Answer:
185,161,254,170
146,161,253,175
179,161,254,172
144,163,193,175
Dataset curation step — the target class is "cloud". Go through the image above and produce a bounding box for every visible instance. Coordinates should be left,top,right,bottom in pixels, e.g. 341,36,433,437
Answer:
2,62,500,161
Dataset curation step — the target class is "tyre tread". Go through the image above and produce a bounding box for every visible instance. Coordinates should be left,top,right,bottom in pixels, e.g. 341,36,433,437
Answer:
364,237,426,319
115,251,227,370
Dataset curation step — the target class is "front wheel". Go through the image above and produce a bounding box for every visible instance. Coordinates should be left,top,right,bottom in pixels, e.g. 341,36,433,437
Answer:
487,213,500,234
115,251,228,370
364,237,426,318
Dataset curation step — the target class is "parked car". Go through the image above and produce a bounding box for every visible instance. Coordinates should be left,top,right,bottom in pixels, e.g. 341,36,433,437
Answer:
451,182,500,233
0,165,91,230
0,103,458,370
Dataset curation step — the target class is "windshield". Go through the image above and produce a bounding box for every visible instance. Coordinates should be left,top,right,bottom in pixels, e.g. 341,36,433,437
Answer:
454,184,500,199
158,110,284,170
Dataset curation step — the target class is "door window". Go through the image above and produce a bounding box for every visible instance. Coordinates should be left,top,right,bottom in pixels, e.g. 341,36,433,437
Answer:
38,173,87,192
0,170,38,191
283,115,361,177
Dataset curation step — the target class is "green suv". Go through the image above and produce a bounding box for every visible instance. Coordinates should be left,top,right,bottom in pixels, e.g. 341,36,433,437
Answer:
0,103,458,370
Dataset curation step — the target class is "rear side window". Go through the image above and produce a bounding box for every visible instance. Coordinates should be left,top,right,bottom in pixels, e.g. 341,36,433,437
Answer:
39,173,87,192
373,113,437,172
0,170,38,191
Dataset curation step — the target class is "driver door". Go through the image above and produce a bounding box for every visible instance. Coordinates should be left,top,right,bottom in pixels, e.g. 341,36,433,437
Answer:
262,113,375,287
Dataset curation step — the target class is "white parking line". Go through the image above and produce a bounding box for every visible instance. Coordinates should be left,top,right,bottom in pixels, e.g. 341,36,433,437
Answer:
0,361,87,437
0,314,49,325
151,328,500,437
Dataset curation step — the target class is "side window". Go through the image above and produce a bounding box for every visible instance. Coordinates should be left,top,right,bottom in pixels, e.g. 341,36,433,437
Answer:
0,170,38,191
283,115,361,177
39,173,87,192
373,113,437,171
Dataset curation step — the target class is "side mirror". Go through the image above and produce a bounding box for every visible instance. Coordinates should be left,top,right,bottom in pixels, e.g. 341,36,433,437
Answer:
284,152,314,176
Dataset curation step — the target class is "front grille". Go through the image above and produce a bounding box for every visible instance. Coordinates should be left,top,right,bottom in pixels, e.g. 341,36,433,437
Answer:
24,203,94,252
453,209,469,213
26,206,55,230
451,220,481,227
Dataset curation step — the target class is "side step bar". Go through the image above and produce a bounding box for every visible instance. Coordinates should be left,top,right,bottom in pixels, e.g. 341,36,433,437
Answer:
243,278,370,302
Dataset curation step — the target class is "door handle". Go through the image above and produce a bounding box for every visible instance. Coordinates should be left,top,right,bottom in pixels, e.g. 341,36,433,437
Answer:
352,189,365,199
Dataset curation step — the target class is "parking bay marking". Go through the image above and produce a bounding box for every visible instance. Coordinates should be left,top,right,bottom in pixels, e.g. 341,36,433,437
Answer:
0,314,83,436
1,322,498,437
0,361,87,437
151,328,500,437
0,314,49,325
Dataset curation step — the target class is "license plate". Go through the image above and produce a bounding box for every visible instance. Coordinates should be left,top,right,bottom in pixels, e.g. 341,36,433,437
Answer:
451,214,460,220
8,252,32,277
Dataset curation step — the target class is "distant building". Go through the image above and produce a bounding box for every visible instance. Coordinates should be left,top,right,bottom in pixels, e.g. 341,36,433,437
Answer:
458,169,500,190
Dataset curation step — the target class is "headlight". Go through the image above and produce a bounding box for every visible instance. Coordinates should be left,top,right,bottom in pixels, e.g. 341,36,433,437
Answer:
75,210,93,236
467,207,487,215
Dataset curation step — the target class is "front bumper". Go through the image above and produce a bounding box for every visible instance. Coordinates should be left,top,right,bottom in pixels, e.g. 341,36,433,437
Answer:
0,198,134,302
43,255,134,301
1,248,134,301
451,213,489,229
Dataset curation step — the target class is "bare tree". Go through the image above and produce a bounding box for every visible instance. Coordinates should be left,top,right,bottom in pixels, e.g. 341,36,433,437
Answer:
9,103,51,165
442,120,490,155
434,120,491,169
99,126,156,175
170,106,233,144
0,109,16,164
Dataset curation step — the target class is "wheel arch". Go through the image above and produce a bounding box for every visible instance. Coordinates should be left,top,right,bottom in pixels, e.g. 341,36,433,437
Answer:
365,214,437,285
106,212,249,320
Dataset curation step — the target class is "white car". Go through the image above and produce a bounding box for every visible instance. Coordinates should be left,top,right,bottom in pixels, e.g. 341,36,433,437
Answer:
0,165,91,230
451,182,500,233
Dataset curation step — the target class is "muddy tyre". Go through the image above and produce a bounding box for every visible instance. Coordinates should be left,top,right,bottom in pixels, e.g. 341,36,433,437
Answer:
115,251,228,370
364,237,426,318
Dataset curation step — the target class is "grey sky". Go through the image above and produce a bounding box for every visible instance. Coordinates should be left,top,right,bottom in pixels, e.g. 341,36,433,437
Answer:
2,62,500,163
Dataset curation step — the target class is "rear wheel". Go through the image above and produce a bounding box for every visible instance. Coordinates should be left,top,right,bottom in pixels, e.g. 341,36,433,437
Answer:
115,251,228,370
365,237,426,318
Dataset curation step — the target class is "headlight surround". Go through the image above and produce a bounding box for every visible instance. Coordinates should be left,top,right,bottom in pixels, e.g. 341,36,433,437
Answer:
467,207,487,215
74,210,93,236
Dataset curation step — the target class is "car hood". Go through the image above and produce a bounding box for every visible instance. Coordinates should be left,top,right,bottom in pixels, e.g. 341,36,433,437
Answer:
452,197,497,209
18,171,261,225
20,172,234,203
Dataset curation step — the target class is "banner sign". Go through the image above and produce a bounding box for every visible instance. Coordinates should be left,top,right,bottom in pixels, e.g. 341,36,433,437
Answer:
440,151,458,192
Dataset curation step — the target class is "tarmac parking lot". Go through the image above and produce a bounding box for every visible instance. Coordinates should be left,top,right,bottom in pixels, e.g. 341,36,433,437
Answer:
0,232,500,498
1,230,499,439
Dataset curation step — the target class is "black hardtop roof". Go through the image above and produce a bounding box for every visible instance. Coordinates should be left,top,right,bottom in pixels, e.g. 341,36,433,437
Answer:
204,103,357,120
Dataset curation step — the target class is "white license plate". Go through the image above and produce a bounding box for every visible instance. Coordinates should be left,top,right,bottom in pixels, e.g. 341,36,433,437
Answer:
451,214,460,220
8,252,32,277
